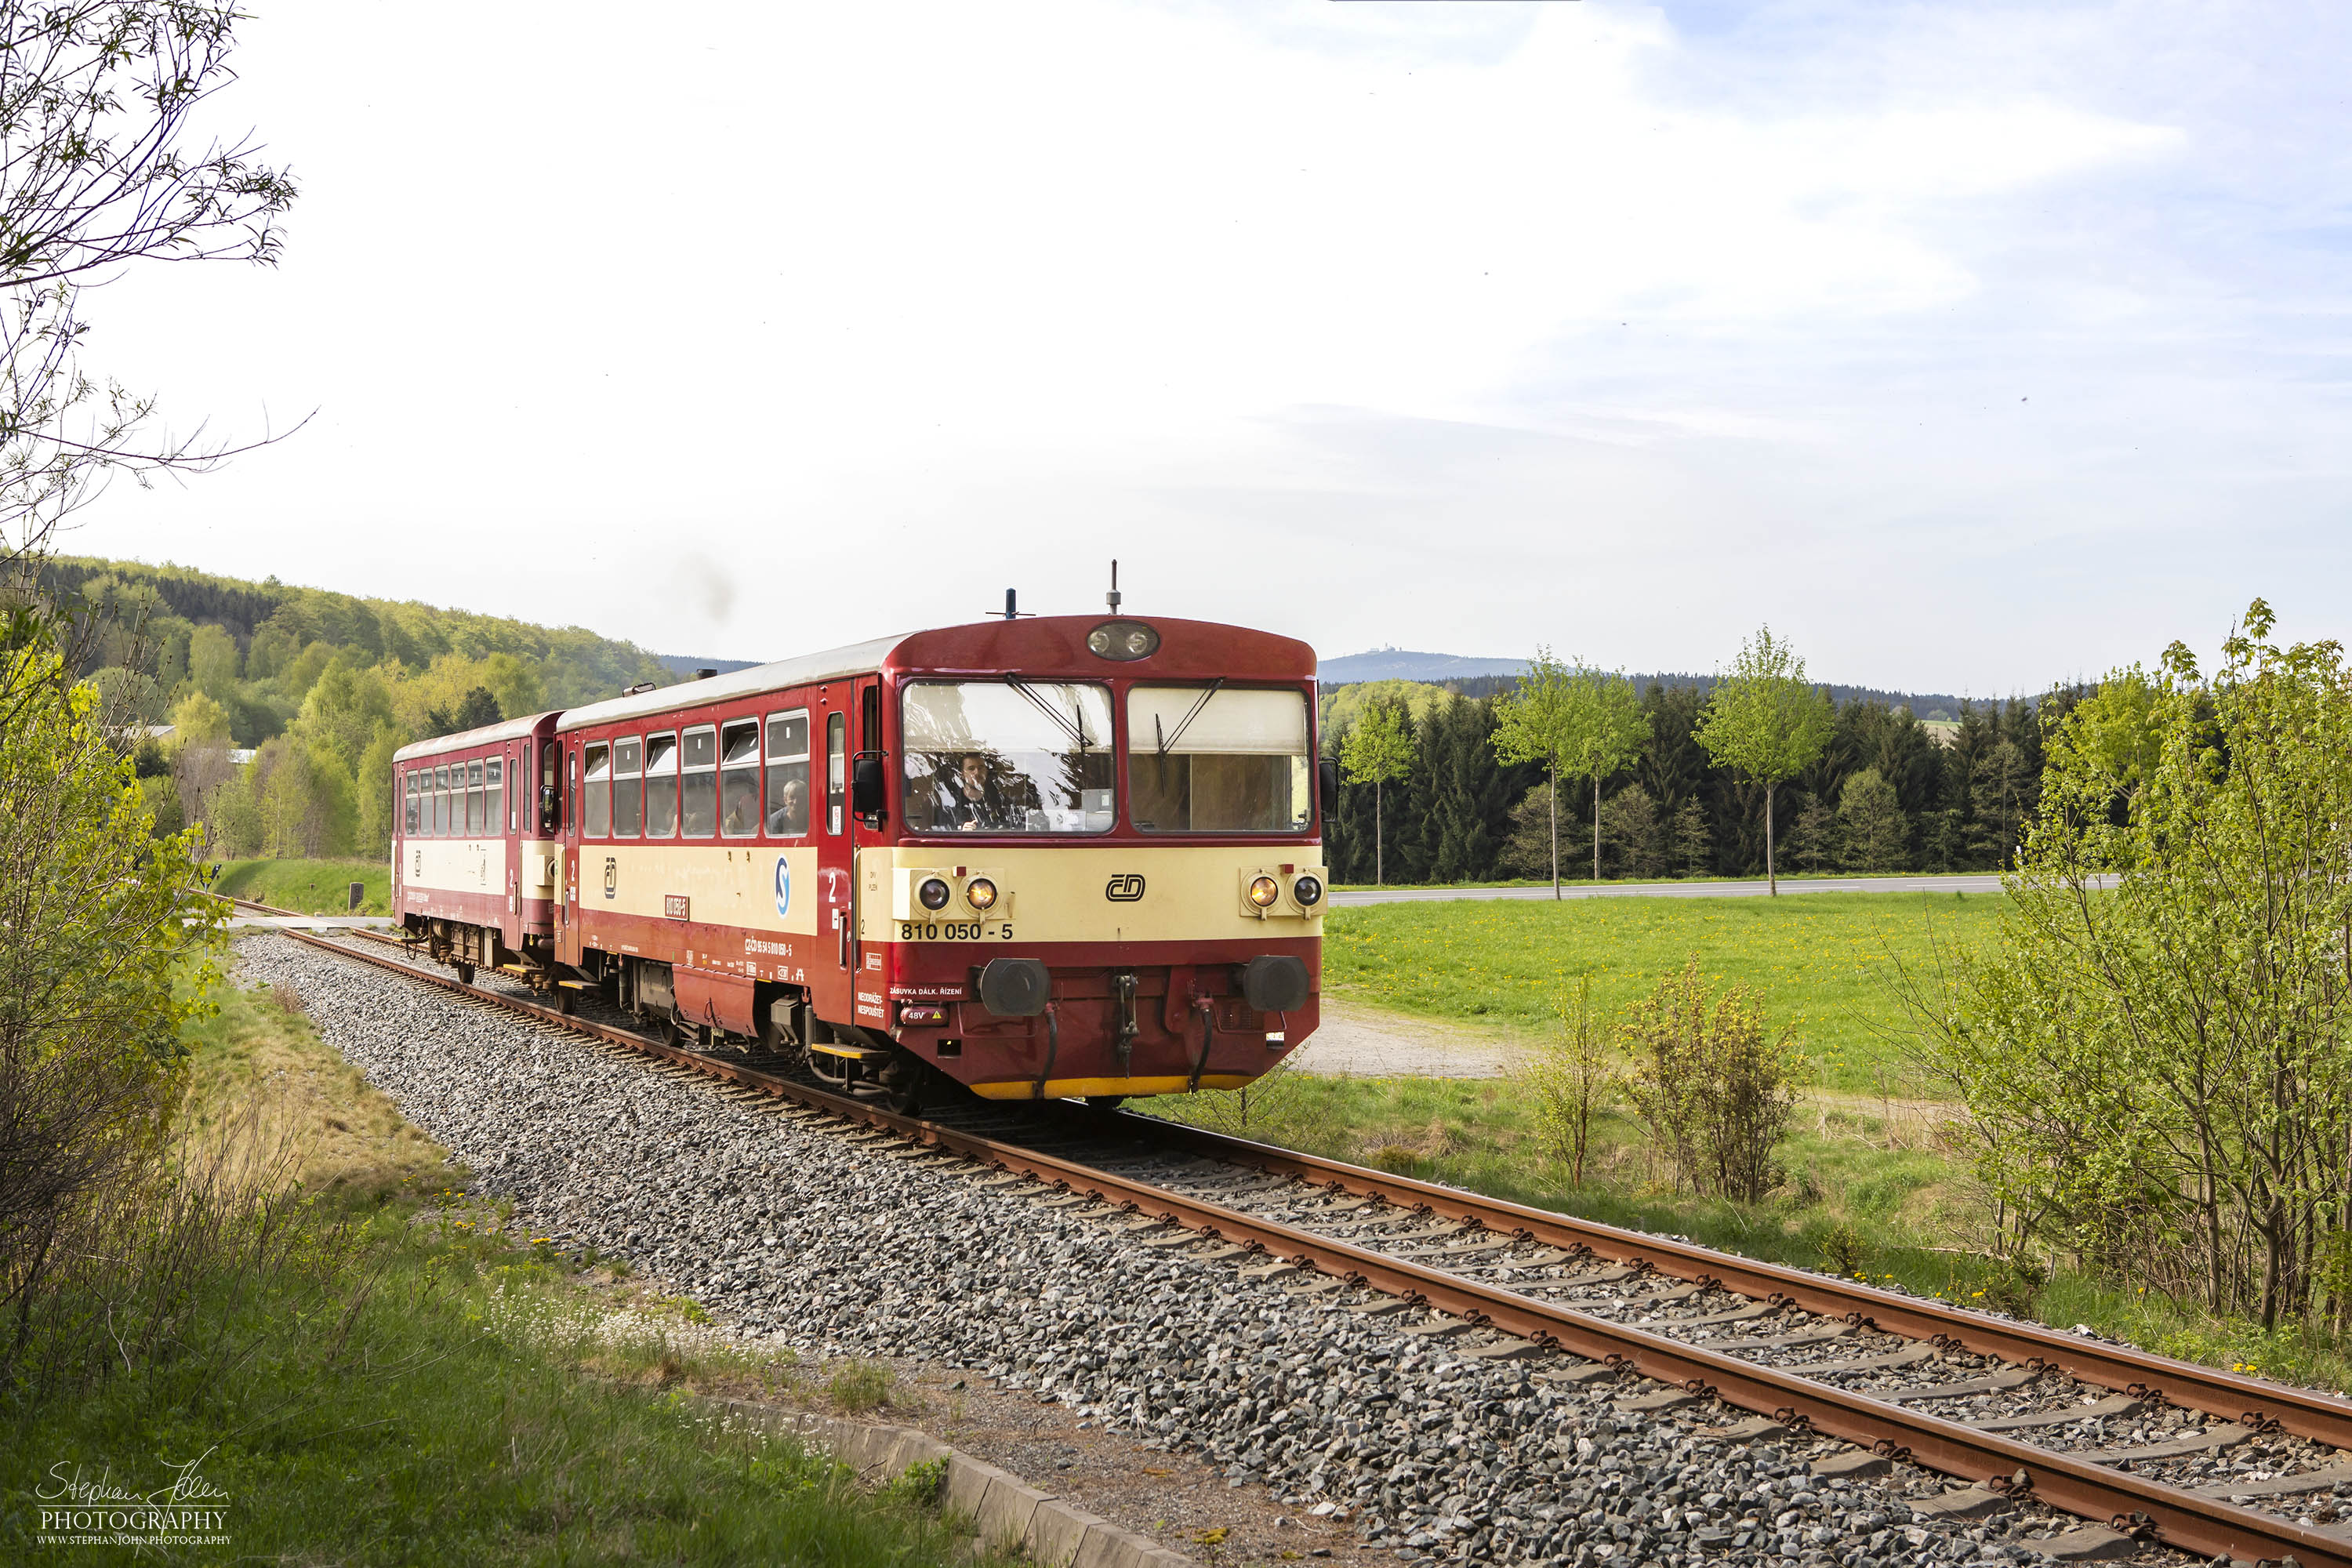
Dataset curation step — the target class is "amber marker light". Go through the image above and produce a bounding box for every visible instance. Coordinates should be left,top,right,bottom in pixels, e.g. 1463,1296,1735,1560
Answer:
964,877,999,912
1247,875,1280,908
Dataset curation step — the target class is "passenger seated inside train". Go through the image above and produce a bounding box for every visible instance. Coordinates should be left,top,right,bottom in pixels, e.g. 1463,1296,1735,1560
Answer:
765,778,807,836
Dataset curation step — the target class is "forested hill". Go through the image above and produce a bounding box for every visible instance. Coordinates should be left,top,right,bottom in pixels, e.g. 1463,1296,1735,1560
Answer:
45,555,679,743
49,556,696,861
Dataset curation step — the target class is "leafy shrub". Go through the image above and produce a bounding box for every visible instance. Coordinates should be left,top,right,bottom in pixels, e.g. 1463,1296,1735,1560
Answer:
1620,956,1806,1203
1523,977,1613,1185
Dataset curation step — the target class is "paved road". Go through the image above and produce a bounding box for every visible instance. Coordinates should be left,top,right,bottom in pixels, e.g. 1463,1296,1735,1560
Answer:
1332,873,2014,906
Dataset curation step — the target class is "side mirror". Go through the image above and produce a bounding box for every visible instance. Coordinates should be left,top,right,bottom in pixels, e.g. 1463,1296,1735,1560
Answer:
1318,757,1338,821
540,783,560,836
851,751,888,824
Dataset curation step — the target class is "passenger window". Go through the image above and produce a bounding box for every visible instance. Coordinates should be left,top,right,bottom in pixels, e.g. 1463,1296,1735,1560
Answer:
434,764,451,836
644,732,679,837
681,725,717,837
403,772,418,835
487,757,505,834
466,760,485,836
583,742,611,837
614,738,644,837
764,711,810,837
825,712,846,835
720,720,759,837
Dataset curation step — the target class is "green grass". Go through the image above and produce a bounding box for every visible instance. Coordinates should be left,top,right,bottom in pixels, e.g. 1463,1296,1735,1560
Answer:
1334,871,2001,891
1323,890,2007,1094
1,982,982,1566
212,857,390,914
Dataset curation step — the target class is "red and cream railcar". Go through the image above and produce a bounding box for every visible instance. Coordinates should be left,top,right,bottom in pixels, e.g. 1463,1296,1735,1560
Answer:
390,712,564,985
543,614,1330,1107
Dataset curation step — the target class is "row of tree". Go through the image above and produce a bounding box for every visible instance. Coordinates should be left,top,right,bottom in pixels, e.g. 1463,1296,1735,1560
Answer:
1330,631,2068,887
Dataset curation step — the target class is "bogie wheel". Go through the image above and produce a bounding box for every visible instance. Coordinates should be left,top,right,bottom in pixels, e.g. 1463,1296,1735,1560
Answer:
454,962,476,985
1084,1095,1127,1112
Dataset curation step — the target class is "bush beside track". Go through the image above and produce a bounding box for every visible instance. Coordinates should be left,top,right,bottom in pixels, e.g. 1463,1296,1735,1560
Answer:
0,973,996,1565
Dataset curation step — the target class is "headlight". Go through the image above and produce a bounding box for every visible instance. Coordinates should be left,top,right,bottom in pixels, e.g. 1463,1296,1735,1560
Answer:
1247,875,1280,908
1086,620,1160,661
1291,873,1323,906
918,877,951,911
965,877,998,912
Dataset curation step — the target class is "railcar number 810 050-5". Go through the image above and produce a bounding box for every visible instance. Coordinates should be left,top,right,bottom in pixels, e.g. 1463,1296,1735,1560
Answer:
899,920,1013,942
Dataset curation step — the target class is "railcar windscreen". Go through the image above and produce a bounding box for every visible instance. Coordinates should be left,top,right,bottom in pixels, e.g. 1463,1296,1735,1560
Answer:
901,680,1115,835
1127,686,1310,833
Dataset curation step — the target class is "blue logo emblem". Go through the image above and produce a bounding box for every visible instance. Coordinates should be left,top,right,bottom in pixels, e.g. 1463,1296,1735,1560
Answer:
773,855,792,919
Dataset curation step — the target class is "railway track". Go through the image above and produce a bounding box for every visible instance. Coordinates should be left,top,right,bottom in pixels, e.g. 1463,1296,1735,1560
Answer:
270,923,2352,1568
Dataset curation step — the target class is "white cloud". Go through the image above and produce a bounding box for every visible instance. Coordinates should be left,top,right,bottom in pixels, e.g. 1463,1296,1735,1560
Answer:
66,0,2350,692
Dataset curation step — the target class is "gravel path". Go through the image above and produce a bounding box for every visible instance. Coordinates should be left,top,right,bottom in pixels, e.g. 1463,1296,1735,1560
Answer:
242,935,2181,1568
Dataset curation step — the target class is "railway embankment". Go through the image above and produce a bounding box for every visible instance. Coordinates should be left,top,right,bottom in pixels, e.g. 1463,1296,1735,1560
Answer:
240,933,2204,1568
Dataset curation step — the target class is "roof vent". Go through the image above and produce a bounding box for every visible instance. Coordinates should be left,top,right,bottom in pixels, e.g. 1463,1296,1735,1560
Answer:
695,667,717,681
624,681,656,695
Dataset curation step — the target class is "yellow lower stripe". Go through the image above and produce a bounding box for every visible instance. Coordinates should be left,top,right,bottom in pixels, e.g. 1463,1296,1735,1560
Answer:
968,1074,1254,1100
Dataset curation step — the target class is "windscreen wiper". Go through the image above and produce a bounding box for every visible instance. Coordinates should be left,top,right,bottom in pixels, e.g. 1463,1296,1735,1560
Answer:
1002,673,1093,753
1155,678,1224,758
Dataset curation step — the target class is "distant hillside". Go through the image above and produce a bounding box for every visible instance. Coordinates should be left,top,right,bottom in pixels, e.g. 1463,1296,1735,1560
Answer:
1319,648,1528,684
1320,648,1969,722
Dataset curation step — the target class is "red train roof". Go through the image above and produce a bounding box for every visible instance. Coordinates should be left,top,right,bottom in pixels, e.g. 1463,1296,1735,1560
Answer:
553,615,1316,735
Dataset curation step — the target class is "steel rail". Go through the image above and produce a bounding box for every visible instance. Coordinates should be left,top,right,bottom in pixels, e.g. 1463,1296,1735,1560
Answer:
277,927,2351,1568
1131,1119,2352,1453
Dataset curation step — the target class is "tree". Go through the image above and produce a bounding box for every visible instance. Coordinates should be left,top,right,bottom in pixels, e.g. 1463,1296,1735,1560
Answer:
1916,602,2352,1328
1340,703,1414,886
0,649,223,1345
0,2,296,717
186,623,239,702
1493,650,1649,895
1695,626,1834,894
1836,768,1907,871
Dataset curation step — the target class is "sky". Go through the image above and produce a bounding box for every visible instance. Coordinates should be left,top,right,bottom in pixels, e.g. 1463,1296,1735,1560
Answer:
64,0,2352,695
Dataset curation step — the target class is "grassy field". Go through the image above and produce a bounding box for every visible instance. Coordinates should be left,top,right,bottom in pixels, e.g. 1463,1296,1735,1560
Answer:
2,976,985,1565
212,857,392,914
1323,890,2006,1094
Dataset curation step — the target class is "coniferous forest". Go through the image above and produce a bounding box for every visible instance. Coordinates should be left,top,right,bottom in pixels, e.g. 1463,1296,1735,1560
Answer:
1320,681,2074,885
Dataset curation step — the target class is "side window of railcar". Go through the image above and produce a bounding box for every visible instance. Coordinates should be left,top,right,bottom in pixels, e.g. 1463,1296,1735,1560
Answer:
681,726,717,837
825,713,846,836
434,764,451,836
403,772,417,835
466,760,485,836
487,757,505,834
764,711,809,837
583,742,611,837
613,738,643,836
720,720,759,837
644,732,679,837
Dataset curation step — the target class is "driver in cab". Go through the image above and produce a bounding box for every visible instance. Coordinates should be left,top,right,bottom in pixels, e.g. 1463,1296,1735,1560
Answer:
935,752,1007,831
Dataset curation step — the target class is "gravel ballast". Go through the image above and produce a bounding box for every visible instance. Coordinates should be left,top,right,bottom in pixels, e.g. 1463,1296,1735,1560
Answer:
241,935,2185,1568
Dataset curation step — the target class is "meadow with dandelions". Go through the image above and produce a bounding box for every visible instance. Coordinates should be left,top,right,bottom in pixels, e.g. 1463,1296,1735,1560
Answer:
1322,890,2008,1095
